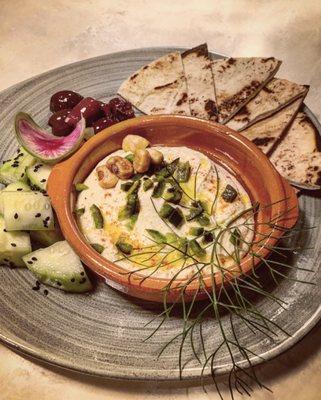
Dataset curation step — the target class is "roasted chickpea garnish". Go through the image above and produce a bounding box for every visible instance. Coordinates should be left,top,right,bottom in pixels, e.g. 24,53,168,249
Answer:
122,134,150,153
133,149,151,173
96,165,118,189
106,156,134,180
148,149,164,166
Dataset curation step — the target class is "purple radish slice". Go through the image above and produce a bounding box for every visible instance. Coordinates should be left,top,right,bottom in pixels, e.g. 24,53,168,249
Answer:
50,90,83,112
92,117,117,134
66,97,104,127
15,112,86,163
109,97,135,121
48,109,73,137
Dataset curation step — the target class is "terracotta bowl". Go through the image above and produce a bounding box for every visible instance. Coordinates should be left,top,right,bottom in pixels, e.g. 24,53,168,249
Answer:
47,115,298,303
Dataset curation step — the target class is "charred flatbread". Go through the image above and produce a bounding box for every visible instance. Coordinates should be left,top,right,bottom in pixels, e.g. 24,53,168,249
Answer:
212,57,281,124
227,78,309,131
181,44,217,120
270,112,320,187
240,97,302,154
118,52,190,116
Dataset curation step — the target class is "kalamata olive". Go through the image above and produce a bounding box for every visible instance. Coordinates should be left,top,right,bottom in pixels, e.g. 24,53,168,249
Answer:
65,97,104,127
48,109,73,136
50,90,83,112
109,97,135,121
92,117,117,134
99,102,114,119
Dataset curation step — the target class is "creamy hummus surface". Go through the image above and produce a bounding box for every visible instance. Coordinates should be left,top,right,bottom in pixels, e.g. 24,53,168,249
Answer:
76,145,254,279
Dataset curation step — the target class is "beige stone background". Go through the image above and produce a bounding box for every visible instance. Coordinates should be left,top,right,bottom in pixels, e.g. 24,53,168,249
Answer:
0,0,321,399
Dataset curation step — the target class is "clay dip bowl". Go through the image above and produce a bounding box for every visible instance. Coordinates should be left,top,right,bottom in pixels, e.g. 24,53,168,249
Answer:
47,115,298,303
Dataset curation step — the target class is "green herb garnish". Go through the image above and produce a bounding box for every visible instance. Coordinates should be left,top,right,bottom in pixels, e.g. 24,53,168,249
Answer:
74,207,85,216
165,232,178,243
125,153,134,163
125,214,138,230
222,184,238,203
143,178,154,191
196,214,210,226
146,229,167,243
159,202,175,218
90,204,104,229
163,186,182,204
186,201,204,221
91,243,104,254
175,161,191,182
168,207,185,228
152,180,166,198
188,239,206,257
121,181,134,192
116,240,133,255
75,183,88,192
189,226,204,236
230,228,241,246
202,230,214,243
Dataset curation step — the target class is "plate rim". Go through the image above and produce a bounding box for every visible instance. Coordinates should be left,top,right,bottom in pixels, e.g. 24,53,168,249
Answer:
0,46,320,381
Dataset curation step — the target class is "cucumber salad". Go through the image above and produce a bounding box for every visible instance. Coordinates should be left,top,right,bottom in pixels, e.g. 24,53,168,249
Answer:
0,90,135,294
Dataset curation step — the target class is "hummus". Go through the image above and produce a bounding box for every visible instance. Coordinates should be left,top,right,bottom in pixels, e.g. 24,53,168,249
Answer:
76,146,254,280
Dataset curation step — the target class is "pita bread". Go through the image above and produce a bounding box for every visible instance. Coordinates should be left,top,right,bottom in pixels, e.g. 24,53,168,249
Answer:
118,52,190,116
227,78,309,131
270,113,320,186
240,97,302,154
272,152,321,187
181,44,217,120
212,57,281,123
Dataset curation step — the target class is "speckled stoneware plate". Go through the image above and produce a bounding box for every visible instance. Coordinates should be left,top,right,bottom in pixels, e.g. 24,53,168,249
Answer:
0,47,320,381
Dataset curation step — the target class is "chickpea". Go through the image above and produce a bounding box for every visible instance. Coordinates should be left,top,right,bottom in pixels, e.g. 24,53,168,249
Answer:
96,165,118,189
106,156,134,180
133,149,151,173
148,149,164,166
122,134,150,153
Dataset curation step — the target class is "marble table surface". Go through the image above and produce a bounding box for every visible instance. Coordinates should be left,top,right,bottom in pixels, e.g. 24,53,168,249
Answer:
1,0,321,399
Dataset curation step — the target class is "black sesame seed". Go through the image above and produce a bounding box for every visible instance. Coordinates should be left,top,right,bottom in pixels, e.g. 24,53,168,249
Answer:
14,213,19,219
3,229,7,232
45,216,50,221
43,289,48,296
40,179,47,183
17,188,23,191
32,257,38,261
3,258,9,262
36,280,40,286
80,272,85,276
32,286,40,291
79,278,87,284
70,278,75,283
56,282,62,286
21,173,25,178
27,261,33,265
35,213,41,218
11,243,17,247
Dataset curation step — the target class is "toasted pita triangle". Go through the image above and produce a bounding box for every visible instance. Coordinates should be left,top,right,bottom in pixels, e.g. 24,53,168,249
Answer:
240,97,302,154
181,44,217,120
212,57,281,123
270,112,320,187
118,52,190,116
227,78,309,131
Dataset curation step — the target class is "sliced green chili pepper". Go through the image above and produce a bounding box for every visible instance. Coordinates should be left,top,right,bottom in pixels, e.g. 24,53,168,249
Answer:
90,204,104,229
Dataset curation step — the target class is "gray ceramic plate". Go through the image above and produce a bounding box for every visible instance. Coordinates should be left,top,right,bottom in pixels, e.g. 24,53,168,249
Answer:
0,47,320,381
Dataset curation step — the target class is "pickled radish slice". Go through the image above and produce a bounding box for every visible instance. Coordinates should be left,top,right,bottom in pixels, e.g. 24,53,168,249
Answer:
15,112,85,163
